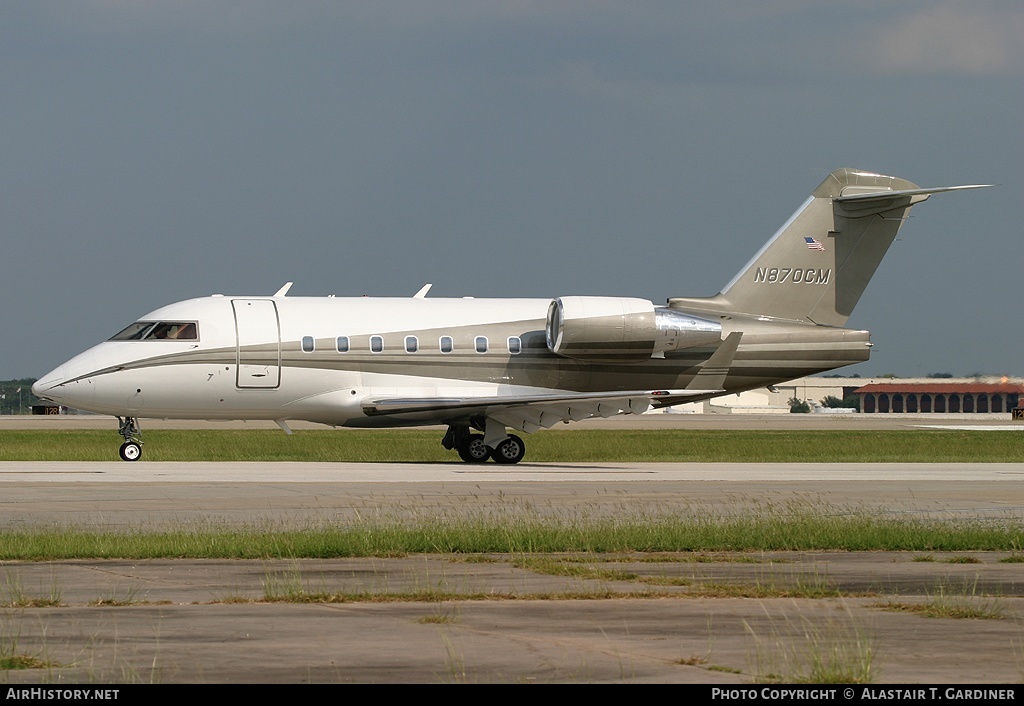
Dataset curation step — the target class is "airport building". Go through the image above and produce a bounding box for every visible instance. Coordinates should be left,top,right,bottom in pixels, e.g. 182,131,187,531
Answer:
852,382,1022,414
665,377,1024,416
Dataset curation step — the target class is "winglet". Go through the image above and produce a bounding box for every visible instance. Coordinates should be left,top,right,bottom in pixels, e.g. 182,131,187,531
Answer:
274,282,294,297
413,284,432,299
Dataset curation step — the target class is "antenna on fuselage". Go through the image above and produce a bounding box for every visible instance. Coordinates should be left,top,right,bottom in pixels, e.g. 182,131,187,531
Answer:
274,282,294,297
413,283,432,298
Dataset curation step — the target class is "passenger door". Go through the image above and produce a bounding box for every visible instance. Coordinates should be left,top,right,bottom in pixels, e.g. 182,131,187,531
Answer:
232,299,281,388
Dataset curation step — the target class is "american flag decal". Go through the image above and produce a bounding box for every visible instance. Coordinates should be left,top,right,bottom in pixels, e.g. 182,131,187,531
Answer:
804,237,825,251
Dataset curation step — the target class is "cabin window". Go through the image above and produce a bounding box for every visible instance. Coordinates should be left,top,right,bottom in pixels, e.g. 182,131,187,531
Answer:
370,335,384,353
405,336,418,353
301,336,315,353
475,336,488,354
336,336,349,353
109,321,199,341
439,336,453,354
507,336,522,355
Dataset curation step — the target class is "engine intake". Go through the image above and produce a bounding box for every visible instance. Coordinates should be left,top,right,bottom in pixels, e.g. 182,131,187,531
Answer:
546,296,722,362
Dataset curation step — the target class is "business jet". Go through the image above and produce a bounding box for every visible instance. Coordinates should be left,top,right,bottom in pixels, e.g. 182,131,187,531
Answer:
33,168,989,464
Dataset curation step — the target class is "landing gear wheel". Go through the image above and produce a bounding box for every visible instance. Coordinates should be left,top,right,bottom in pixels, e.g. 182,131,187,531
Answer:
491,434,526,465
457,434,491,463
119,441,142,462
116,416,143,462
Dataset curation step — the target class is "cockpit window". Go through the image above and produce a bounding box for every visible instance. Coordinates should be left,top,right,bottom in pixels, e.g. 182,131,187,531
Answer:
110,321,199,341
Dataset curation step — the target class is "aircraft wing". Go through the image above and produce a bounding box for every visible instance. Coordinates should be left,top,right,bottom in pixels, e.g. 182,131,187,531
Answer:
361,388,722,433
361,332,742,433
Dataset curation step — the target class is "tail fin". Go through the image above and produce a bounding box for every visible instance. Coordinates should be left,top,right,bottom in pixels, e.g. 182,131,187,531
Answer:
669,168,990,326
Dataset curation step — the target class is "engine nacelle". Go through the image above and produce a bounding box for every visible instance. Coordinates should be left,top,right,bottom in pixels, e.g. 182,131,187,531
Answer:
546,296,722,362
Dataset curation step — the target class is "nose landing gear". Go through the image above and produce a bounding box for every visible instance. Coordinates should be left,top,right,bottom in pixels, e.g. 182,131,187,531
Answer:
117,416,143,462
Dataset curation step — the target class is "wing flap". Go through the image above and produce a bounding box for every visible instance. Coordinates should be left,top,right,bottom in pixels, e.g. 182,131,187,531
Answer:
361,387,723,428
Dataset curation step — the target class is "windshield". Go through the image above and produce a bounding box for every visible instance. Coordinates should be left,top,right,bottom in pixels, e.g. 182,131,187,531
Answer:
109,321,198,341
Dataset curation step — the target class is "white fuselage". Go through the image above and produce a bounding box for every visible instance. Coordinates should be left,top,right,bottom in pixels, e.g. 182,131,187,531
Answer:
33,292,869,430
34,295,566,426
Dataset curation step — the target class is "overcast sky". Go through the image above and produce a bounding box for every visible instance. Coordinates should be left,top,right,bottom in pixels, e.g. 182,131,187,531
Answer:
3,1,1021,380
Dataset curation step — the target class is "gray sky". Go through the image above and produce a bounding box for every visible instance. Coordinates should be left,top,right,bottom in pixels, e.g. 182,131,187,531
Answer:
3,1,1021,380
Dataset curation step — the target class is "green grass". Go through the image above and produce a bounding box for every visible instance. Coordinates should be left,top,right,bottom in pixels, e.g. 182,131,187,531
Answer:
876,578,1004,620
748,611,877,684
944,556,983,564
745,600,878,684
708,665,742,674
0,655,51,670
89,585,144,606
0,504,1020,559
2,571,62,607
511,557,639,581
248,588,685,603
0,428,1022,462
0,615,55,671
508,556,853,596
690,574,847,599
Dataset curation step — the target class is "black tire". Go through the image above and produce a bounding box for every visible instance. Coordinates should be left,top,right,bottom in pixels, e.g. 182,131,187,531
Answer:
456,434,491,463
491,435,525,465
119,441,142,462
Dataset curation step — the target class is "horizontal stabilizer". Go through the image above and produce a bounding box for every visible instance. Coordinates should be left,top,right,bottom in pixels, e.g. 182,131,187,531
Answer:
835,183,993,203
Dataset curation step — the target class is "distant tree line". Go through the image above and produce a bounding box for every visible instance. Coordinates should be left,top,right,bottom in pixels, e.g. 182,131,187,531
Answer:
0,379,42,415
789,395,860,413
821,395,860,409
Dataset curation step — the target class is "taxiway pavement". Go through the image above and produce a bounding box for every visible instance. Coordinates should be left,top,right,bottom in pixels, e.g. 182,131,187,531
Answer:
1,415,1023,683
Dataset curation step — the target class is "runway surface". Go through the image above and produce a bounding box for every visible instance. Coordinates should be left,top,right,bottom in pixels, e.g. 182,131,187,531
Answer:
4,460,1024,483
2,462,1024,529
2,414,1024,683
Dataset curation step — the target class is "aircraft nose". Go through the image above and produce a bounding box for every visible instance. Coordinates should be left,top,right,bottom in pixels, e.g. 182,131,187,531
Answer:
32,365,67,403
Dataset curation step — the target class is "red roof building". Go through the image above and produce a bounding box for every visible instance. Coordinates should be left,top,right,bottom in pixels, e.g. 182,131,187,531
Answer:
852,383,1024,413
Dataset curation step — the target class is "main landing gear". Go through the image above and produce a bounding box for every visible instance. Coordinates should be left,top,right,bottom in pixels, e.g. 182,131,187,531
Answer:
490,434,526,464
441,423,526,465
117,416,143,462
